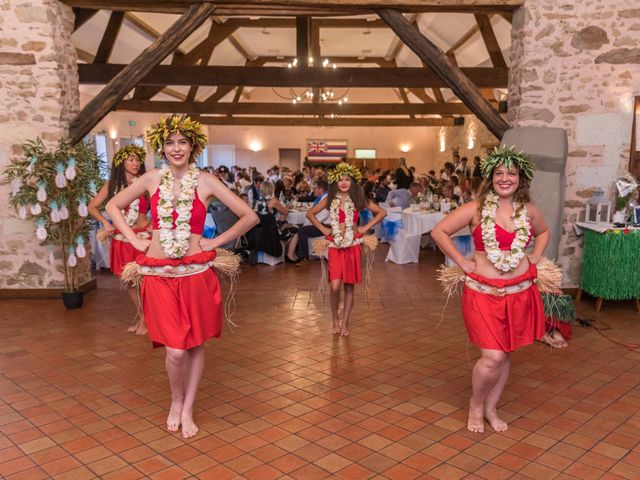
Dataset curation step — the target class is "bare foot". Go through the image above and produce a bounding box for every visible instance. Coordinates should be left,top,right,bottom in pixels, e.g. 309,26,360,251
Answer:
166,401,182,432
127,324,137,333
541,332,562,348
551,330,568,348
135,320,148,336
181,412,198,439
484,408,508,432
467,400,484,433
339,324,350,337
331,317,340,334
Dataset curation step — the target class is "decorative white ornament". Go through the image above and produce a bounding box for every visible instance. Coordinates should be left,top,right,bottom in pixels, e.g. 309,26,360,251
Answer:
49,201,61,223
77,201,88,217
480,191,531,272
55,174,67,188
37,183,47,202
67,248,77,267
75,235,86,258
329,196,359,248
157,164,200,258
18,205,27,219
59,203,69,220
36,219,47,240
65,158,77,180
30,203,42,215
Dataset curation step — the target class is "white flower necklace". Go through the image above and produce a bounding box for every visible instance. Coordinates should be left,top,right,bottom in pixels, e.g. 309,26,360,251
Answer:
480,191,530,272
330,196,361,248
118,176,140,226
157,164,200,258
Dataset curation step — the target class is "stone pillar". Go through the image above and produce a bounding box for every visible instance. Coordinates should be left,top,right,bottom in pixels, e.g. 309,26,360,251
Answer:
508,1,640,287
0,1,87,291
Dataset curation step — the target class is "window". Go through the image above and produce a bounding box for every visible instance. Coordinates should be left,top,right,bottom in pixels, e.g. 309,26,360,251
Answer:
86,134,109,180
354,148,376,159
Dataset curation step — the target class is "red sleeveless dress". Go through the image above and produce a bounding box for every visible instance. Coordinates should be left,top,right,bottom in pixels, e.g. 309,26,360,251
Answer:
327,209,363,284
461,223,544,352
137,187,223,350
110,195,149,276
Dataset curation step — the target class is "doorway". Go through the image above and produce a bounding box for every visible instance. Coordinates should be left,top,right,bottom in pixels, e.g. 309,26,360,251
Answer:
279,148,301,171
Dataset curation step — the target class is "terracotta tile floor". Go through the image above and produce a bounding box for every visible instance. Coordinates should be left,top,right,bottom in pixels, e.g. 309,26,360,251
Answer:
1,248,640,479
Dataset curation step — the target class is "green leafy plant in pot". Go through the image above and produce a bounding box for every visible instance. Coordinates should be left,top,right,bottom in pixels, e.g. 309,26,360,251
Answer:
3,138,103,308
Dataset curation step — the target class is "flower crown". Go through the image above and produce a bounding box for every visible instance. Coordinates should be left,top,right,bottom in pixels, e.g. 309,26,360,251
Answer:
480,145,535,181
113,144,146,167
145,114,207,162
327,162,362,184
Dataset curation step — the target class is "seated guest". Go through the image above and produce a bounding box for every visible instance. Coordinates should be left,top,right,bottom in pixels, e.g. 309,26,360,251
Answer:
286,179,329,265
247,174,264,208
386,182,421,209
441,185,460,205
374,175,391,203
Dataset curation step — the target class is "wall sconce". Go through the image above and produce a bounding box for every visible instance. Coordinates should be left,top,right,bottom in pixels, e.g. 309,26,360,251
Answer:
399,144,411,153
249,141,262,152
438,129,446,152
109,129,118,140
467,126,476,150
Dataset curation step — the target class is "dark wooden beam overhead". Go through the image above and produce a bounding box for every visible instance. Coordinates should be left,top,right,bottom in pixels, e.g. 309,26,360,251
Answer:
474,13,506,68
221,18,387,29
62,1,524,15
116,100,476,115
73,7,98,31
124,13,187,56
378,8,510,138
258,56,388,64
195,116,459,127
296,16,310,63
68,2,216,144
79,64,509,88
93,11,124,63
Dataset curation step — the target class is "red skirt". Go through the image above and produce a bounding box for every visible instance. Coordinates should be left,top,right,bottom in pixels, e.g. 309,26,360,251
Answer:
328,245,362,284
461,263,545,352
110,227,148,277
138,251,222,350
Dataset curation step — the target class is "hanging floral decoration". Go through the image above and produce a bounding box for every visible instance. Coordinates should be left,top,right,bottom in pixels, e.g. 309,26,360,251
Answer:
2,138,103,292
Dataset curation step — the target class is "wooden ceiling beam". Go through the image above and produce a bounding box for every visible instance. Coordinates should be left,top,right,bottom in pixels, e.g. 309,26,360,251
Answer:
194,116,459,126
124,13,187,57
474,13,506,68
93,10,124,63
73,7,98,31
116,100,476,115
221,18,388,28
378,7,510,138
257,56,388,64
62,1,524,14
69,2,216,144
202,58,267,103
79,64,509,88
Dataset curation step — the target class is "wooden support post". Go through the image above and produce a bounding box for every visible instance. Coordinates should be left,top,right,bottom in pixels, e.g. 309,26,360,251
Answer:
68,2,216,144
378,8,510,139
73,7,98,32
93,11,124,63
474,13,507,68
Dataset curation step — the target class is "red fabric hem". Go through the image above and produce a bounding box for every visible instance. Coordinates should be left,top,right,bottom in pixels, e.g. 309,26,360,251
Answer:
136,250,217,267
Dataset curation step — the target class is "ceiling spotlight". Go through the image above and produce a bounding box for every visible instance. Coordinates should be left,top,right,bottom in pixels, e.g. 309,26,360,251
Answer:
322,59,329,67
292,58,298,66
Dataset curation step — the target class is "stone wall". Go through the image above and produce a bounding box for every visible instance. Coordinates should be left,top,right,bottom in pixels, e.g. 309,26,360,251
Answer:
432,115,500,171
509,0,640,287
0,1,87,289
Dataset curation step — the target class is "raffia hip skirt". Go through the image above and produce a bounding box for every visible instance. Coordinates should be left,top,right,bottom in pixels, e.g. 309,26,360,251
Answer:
461,262,545,352
138,251,222,350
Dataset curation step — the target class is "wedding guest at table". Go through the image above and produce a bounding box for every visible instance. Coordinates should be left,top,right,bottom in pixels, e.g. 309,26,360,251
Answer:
374,174,391,203
451,176,463,198
442,184,460,205
247,174,264,208
386,182,421,210
472,156,482,178
460,157,471,178
286,179,329,265
395,157,414,189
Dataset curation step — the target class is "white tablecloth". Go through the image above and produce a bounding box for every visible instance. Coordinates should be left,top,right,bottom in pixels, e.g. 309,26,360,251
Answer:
401,209,444,235
286,210,308,225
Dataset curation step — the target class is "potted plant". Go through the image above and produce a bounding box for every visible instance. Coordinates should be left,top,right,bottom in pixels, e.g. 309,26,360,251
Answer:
3,138,103,308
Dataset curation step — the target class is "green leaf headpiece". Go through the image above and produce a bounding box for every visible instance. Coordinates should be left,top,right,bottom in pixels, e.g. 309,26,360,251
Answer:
113,144,146,167
327,162,362,184
145,114,207,163
480,145,535,181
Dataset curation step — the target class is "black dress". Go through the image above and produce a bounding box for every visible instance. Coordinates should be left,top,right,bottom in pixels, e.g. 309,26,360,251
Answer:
395,167,414,189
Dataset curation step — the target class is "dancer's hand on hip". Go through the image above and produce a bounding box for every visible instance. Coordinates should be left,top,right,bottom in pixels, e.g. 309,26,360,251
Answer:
199,238,217,251
130,237,150,252
527,253,541,264
460,258,476,274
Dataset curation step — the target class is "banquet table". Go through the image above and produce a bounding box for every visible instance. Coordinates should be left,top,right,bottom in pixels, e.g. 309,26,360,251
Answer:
401,208,444,236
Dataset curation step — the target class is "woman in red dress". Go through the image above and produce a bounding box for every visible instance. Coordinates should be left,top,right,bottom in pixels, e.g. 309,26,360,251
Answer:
89,145,149,334
106,115,257,438
432,146,549,433
306,163,386,336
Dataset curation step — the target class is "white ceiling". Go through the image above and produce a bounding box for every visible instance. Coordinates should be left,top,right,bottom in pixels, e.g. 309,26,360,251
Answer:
73,11,511,106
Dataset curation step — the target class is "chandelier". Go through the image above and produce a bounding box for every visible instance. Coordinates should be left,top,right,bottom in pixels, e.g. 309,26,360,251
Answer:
272,57,350,107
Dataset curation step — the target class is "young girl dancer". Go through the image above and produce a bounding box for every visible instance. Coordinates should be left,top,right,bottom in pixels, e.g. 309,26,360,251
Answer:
306,163,385,336
106,115,257,438
89,144,149,334
432,146,549,433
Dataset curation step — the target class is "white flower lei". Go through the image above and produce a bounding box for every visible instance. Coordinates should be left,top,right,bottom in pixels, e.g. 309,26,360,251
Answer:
122,198,139,226
329,196,362,248
157,164,200,258
480,191,530,272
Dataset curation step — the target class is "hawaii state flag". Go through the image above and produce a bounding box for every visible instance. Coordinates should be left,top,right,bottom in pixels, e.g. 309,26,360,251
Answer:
307,139,347,162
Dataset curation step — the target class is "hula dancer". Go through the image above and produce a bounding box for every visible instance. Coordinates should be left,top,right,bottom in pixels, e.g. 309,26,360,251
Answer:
106,115,257,438
307,163,386,336
89,144,149,334
432,146,549,433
